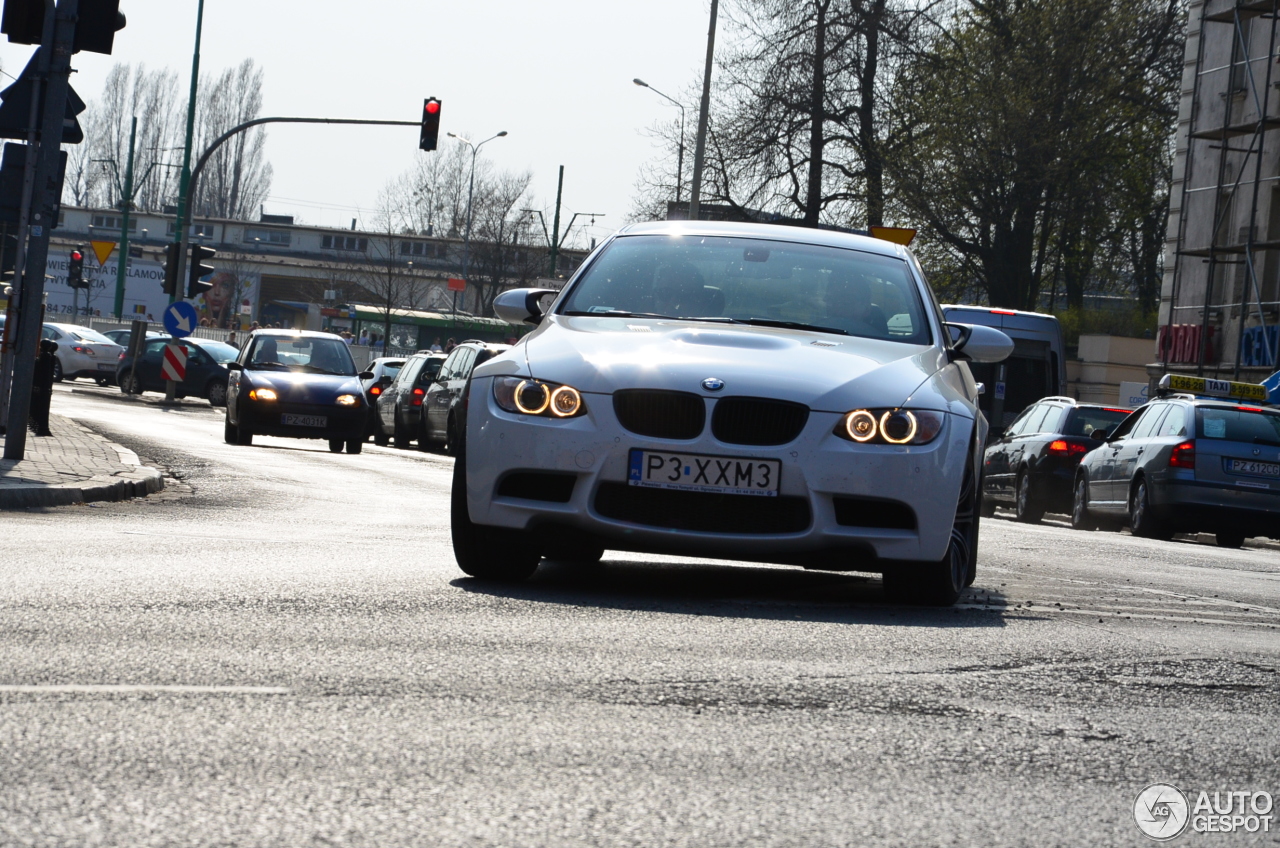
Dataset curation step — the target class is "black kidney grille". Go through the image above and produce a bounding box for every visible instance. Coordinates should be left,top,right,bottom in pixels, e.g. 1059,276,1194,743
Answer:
613,390,706,440
594,483,811,534
711,397,810,446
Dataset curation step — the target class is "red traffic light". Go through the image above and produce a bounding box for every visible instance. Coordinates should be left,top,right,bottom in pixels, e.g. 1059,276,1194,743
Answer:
70,250,82,261
425,100,440,115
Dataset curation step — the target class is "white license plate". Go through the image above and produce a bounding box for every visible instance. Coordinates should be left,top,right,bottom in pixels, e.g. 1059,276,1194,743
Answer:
628,449,780,496
1226,458,1280,477
283,414,327,428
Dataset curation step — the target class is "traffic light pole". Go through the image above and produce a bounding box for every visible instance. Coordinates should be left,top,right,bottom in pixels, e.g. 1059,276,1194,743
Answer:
112,115,136,317
168,0,203,307
4,0,79,460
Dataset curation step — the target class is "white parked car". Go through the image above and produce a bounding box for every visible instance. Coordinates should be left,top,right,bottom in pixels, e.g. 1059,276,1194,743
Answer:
40,323,124,386
454,221,1013,605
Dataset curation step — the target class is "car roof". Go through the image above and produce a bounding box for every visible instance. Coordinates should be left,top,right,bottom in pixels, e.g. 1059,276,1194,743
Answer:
248,329,343,340
615,220,906,259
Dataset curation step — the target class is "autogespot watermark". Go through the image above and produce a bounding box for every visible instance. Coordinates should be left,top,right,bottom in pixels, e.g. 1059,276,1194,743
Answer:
1134,783,1274,840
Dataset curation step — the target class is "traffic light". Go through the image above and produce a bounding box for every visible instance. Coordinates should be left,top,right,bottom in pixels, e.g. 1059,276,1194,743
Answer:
73,0,126,55
420,97,441,151
68,246,84,288
162,242,181,296
188,243,216,298
1,0,43,45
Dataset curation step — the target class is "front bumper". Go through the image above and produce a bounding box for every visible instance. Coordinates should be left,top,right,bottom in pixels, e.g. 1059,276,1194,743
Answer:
239,400,366,440
464,376,972,567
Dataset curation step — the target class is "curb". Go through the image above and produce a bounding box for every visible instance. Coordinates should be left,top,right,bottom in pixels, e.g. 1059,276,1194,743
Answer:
0,420,166,510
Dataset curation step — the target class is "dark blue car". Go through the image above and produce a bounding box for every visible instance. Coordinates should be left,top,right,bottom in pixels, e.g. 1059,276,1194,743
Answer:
117,336,240,406
224,330,373,453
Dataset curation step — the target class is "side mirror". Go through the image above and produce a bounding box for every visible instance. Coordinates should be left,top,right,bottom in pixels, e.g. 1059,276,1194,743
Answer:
947,322,1013,364
358,370,375,380
494,287,559,326
227,361,243,371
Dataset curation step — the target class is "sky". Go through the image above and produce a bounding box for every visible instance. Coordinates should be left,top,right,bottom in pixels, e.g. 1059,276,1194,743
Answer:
0,0,714,249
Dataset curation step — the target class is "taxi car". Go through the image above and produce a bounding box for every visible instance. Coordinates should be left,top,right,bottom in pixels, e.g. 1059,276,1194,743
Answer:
451,220,1014,605
1071,374,1280,547
224,330,372,453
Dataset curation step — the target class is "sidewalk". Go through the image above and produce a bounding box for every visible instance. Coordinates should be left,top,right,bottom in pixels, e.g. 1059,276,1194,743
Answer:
0,414,164,508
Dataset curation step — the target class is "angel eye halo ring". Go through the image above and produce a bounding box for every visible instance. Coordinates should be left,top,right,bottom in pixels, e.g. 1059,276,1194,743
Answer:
835,408,943,445
494,376,587,419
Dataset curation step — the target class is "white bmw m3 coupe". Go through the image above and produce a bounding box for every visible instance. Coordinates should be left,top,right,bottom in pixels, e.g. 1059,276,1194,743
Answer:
452,221,1012,605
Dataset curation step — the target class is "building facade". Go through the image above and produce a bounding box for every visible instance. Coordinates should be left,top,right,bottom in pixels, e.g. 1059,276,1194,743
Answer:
1162,0,1280,380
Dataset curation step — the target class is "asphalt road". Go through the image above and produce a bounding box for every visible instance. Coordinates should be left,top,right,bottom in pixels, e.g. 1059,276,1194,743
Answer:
2,383,1278,847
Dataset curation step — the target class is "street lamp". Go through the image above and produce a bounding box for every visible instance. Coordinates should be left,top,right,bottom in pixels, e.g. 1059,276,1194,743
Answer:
633,78,686,205
446,130,508,319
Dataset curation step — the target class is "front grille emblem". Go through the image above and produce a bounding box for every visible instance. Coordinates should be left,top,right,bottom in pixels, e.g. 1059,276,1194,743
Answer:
701,377,725,392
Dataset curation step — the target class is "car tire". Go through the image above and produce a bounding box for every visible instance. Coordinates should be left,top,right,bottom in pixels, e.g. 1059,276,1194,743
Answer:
1014,471,1045,523
121,369,142,395
444,417,458,456
416,415,433,452
328,439,345,453
1129,478,1171,540
223,417,237,445
373,429,390,447
206,379,227,407
95,376,110,387
393,413,410,449
52,359,63,382
980,492,997,518
1215,532,1246,549
1071,475,1098,531
226,412,253,446
346,439,363,454
451,445,541,582
884,440,978,605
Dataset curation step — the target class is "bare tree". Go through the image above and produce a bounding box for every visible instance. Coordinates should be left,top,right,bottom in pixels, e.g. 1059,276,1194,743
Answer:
191,60,273,220
468,170,539,315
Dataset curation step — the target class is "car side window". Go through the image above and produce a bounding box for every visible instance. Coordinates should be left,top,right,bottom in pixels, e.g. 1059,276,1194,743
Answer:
1021,404,1051,436
1131,405,1168,440
438,350,463,381
1108,407,1147,441
454,348,478,380
144,339,168,356
1003,405,1037,438
394,358,421,386
1040,405,1066,434
41,326,58,341
1157,406,1187,438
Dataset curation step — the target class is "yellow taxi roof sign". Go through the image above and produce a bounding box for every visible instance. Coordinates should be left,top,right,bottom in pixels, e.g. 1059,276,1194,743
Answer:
1158,373,1269,402
869,225,916,246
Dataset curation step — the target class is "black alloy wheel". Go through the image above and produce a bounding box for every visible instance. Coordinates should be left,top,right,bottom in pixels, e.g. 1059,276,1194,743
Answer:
451,442,541,582
1215,532,1246,549
1015,471,1045,524
884,439,979,605
1071,475,1098,531
393,412,410,449
1129,478,1171,540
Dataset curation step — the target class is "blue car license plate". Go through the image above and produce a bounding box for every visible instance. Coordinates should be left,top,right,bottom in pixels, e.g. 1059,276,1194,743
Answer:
283,414,326,428
628,449,780,496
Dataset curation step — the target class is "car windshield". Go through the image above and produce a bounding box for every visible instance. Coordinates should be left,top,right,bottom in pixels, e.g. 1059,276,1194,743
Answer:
1063,407,1132,437
559,234,932,344
1196,407,1280,445
195,341,240,364
381,363,404,379
70,328,117,345
245,335,357,375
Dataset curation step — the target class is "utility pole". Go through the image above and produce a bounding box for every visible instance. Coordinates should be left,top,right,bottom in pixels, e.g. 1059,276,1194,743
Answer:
4,0,80,459
688,0,719,221
112,116,136,318
170,0,204,304
549,165,563,278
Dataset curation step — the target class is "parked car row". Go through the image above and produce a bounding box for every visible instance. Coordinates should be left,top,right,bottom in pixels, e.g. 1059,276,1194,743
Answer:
983,375,1280,548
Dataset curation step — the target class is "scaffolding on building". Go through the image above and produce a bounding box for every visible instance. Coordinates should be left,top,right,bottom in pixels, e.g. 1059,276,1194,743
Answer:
1167,0,1280,377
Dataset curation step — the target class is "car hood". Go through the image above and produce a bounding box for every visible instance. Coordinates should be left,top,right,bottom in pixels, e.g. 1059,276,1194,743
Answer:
496,315,950,413
242,370,365,401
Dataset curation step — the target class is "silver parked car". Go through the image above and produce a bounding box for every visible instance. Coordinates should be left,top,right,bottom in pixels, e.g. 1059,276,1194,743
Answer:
1071,375,1280,547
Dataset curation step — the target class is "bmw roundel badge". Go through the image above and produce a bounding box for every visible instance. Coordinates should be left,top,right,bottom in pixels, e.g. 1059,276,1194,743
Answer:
701,377,725,392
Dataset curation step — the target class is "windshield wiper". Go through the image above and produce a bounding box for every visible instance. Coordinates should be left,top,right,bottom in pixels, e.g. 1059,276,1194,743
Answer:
300,365,346,375
249,361,288,369
703,317,852,336
563,310,677,319
1253,436,1280,447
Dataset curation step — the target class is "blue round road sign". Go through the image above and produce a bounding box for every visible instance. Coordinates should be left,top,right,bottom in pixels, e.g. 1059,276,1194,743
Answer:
162,301,199,339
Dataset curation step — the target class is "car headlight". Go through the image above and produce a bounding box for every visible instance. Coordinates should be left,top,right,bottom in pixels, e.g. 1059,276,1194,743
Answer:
493,376,587,418
835,408,944,445
336,394,360,407
249,387,278,401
